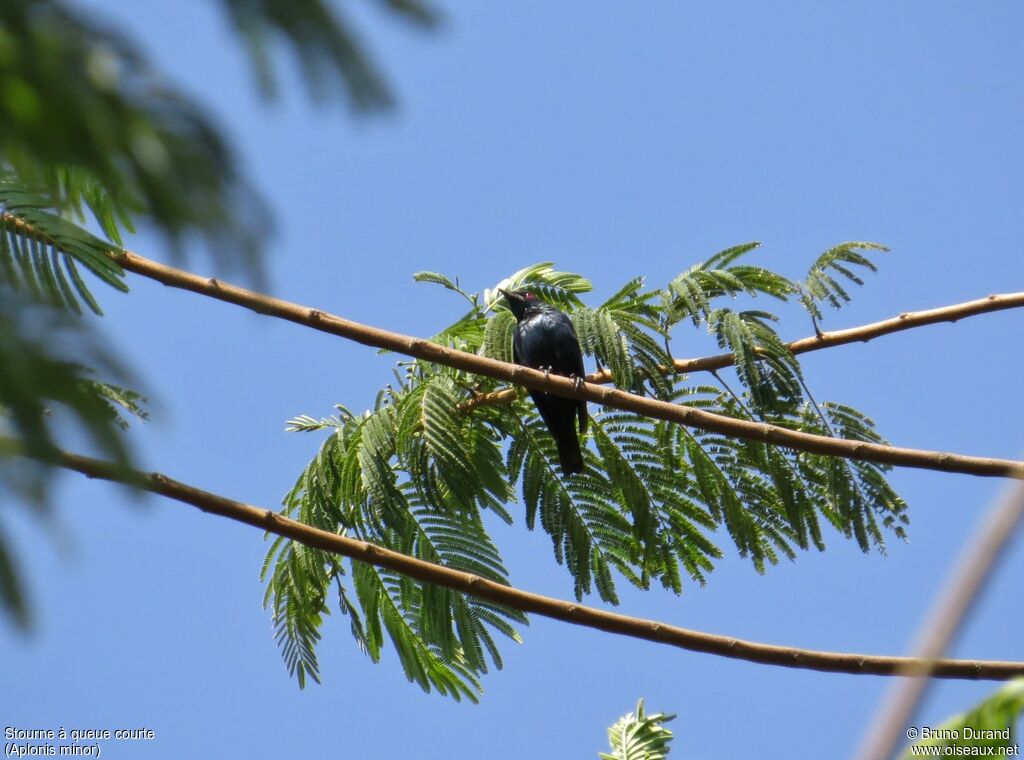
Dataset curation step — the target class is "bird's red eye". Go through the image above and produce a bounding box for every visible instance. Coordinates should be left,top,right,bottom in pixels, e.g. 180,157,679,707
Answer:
525,291,534,299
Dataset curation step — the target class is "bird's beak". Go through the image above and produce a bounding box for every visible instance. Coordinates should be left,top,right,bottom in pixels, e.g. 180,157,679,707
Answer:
498,288,515,300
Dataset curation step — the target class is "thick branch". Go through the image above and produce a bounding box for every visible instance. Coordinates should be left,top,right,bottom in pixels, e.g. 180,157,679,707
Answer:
112,249,1024,481
34,442,1024,680
460,291,1024,410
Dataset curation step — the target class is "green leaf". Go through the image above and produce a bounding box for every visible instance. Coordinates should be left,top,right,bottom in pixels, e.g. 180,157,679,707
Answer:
801,241,889,321
665,242,796,327
706,308,803,413
485,262,592,312
574,307,635,389
263,541,328,688
482,310,517,365
267,389,525,698
81,380,148,431
0,192,127,315
600,699,676,760
413,270,458,290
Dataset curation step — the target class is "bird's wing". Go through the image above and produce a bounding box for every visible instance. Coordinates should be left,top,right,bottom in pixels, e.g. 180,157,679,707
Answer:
550,313,588,433
545,313,585,374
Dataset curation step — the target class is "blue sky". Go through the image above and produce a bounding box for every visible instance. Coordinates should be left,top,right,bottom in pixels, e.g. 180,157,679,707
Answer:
3,2,1023,757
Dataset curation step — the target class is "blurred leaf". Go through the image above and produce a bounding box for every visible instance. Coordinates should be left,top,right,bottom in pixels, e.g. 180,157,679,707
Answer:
220,0,439,110
0,519,29,631
0,0,267,271
0,297,136,468
901,678,1024,757
0,291,147,631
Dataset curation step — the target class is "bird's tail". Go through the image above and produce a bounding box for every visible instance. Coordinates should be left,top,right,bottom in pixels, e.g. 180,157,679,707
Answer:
556,431,584,476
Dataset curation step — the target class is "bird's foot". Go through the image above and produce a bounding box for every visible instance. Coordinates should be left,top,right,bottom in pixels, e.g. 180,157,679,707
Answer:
569,374,585,391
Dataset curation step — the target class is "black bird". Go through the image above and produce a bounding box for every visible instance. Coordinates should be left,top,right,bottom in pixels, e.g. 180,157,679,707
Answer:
500,288,587,475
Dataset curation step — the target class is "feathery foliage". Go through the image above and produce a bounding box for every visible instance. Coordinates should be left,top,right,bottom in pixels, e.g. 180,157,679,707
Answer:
600,699,676,760
664,242,795,328
1,173,127,314
265,395,526,699
271,243,902,698
800,242,889,325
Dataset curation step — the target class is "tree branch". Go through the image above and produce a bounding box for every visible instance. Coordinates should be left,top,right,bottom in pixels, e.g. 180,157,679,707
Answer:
459,291,1024,410
24,440,1024,681
111,249,1024,481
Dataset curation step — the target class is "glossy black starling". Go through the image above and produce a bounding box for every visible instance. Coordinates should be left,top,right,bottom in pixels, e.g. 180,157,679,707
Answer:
500,288,587,475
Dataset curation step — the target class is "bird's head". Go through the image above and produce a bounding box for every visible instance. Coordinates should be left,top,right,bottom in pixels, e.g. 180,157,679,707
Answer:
498,288,542,321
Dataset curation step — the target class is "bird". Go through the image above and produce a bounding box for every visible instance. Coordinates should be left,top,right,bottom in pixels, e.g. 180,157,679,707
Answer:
500,288,588,475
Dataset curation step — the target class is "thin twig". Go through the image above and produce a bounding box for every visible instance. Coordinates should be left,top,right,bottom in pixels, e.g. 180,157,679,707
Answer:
111,249,1024,481
22,440,1024,681
854,480,1024,760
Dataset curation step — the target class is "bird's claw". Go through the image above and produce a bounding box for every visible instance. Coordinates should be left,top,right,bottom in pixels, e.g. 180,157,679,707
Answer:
569,374,585,391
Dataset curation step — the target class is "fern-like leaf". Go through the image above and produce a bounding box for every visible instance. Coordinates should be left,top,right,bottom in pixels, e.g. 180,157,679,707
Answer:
665,242,795,327
484,262,592,312
707,308,803,413
800,241,889,321
1,179,128,315
600,699,677,760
